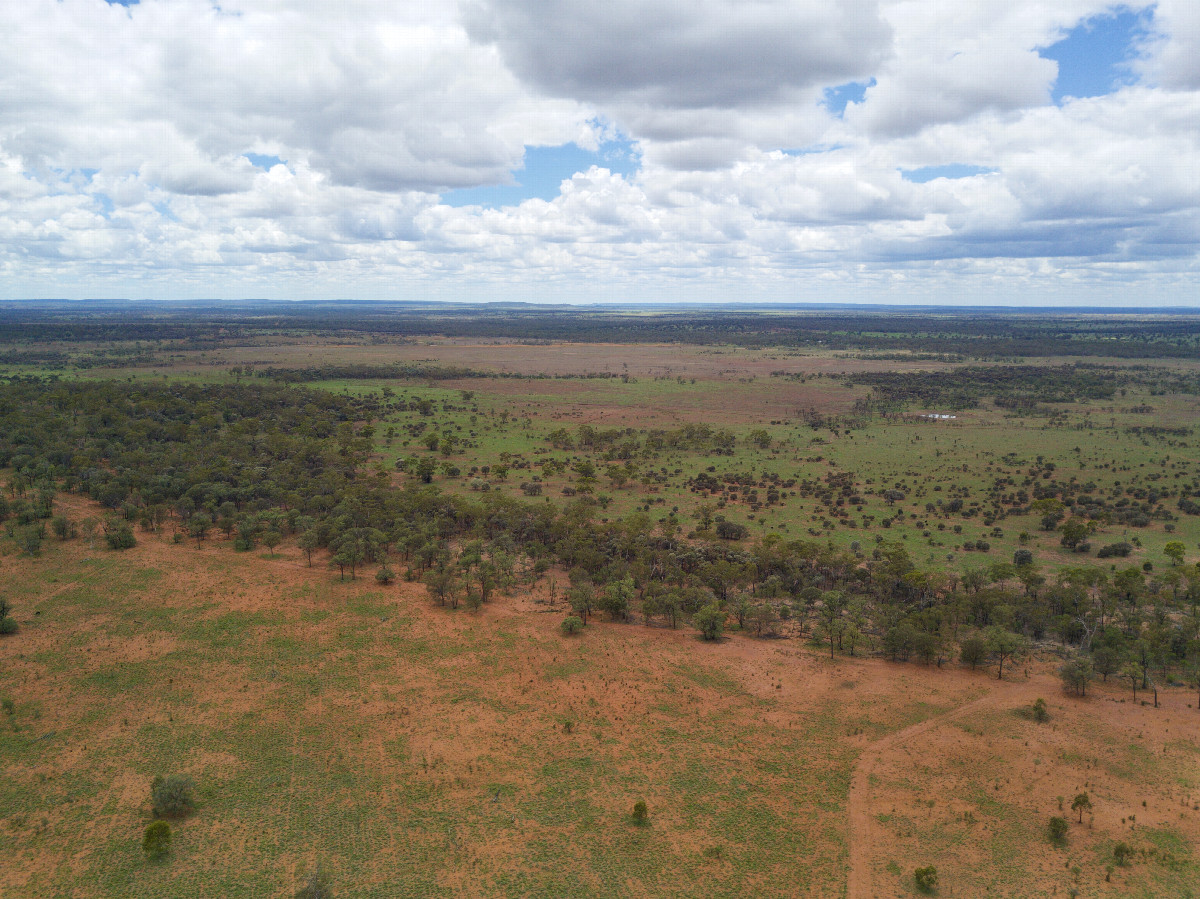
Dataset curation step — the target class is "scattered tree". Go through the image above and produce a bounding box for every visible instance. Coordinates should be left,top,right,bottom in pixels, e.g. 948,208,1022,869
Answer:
1072,792,1092,824
151,775,195,818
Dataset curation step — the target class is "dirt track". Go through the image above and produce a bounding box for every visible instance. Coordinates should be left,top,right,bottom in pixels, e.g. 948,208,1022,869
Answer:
846,676,1045,898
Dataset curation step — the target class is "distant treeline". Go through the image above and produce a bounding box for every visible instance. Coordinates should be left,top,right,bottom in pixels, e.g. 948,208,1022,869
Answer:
2,304,1200,359
254,364,623,383
841,364,1200,411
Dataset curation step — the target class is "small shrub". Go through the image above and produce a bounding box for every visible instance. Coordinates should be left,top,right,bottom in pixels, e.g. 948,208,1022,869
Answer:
631,800,648,825
0,617,16,635
1048,816,1069,846
1113,841,1134,866
142,820,171,859
374,565,395,586
151,774,195,818
914,865,938,893
1016,697,1051,722
560,616,584,635
1,697,14,716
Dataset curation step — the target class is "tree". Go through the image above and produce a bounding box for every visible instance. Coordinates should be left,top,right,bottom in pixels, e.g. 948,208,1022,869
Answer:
187,512,211,548
374,565,395,586
298,529,319,567
818,591,847,659
1072,792,1092,823
1121,660,1141,702
568,584,595,624
599,576,634,621
694,603,726,641
631,799,648,825
1164,540,1186,567
959,633,987,669
51,515,74,541
1059,655,1093,696
560,616,584,635
1092,645,1121,682
150,774,195,818
1059,518,1091,550
423,566,458,608
985,626,1029,679
104,520,136,550
142,820,171,859
1113,841,1134,866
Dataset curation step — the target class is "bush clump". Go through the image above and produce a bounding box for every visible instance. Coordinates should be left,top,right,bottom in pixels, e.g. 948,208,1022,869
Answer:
914,865,938,893
1048,816,1069,846
151,775,195,818
104,522,137,550
631,800,648,826
142,820,171,859
560,616,584,635
1017,697,1051,722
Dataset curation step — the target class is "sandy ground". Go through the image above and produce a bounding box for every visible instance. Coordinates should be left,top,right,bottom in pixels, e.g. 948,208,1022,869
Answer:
1,494,1197,897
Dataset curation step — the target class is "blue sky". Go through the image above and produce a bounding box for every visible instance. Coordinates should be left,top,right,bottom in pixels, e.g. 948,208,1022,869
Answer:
1,0,1197,305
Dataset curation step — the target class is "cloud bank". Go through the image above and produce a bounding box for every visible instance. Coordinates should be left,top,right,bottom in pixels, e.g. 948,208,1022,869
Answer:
0,0,1196,304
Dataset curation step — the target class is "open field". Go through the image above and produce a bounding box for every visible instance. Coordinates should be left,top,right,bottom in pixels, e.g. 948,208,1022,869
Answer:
1,497,1198,898
2,304,1200,897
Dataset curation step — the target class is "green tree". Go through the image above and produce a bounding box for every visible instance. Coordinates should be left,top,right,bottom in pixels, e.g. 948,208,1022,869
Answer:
298,529,319,567
568,584,595,624
959,633,988,669
1059,655,1093,696
1164,540,1186,567
1072,792,1092,823
150,774,195,818
599,576,634,621
187,513,212,547
694,602,726,641
985,626,1029,680
1059,518,1091,550
818,591,848,659
51,515,74,541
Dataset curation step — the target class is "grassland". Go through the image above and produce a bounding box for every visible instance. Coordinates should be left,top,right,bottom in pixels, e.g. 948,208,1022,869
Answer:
2,309,1200,897
2,504,1197,897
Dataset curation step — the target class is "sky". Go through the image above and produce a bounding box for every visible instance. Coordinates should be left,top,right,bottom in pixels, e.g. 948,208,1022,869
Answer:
1,1,1198,306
